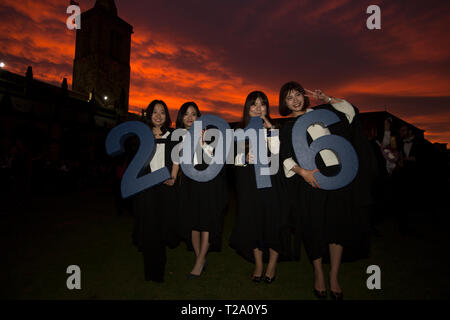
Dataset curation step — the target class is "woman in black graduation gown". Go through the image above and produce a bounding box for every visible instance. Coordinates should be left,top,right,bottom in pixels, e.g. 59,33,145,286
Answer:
132,99,179,283
171,102,228,279
278,81,376,299
229,91,289,284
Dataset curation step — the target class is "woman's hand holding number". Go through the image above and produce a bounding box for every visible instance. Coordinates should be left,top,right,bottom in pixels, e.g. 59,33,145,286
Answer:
299,167,321,188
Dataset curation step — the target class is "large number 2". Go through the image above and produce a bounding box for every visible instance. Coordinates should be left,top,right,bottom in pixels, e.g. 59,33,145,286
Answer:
292,109,359,190
105,121,170,198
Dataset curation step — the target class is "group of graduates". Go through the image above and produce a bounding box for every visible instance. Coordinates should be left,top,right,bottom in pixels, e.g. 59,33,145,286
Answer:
128,81,377,300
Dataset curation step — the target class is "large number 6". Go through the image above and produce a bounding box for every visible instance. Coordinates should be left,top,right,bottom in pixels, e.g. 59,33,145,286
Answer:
105,121,171,198
292,109,359,190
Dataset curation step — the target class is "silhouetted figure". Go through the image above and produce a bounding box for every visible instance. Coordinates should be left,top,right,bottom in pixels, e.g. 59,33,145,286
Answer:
0,146,13,204
113,154,130,216
10,139,30,207
393,125,434,236
370,118,401,232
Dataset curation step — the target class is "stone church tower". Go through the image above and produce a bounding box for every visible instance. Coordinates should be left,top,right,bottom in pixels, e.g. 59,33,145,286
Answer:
72,0,133,115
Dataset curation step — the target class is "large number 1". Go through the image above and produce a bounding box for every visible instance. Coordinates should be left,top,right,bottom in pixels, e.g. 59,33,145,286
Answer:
105,121,170,198
292,109,359,190
234,117,271,189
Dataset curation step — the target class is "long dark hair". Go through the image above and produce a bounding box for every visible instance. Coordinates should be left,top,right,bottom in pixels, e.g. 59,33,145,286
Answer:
176,101,201,129
240,91,272,128
278,81,310,116
144,100,172,133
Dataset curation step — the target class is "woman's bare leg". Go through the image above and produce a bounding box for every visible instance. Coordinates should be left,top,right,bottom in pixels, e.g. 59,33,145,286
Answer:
313,258,326,291
191,230,200,257
265,248,279,278
190,231,210,275
329,243,343,293
253,248,264,278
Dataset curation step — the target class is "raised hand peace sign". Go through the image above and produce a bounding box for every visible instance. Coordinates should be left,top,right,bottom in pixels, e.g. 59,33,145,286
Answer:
304,88,331,103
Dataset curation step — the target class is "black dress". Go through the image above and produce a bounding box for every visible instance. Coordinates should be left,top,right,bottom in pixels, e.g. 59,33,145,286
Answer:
176,131,229,252
280,104,377,263
229,128,291,263
132,129,179,282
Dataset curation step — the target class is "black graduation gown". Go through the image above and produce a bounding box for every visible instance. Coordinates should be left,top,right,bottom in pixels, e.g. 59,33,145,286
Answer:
394,137,436,217
176,135,229,252
280,104,377,263
229,129,291,263
132,129,179,253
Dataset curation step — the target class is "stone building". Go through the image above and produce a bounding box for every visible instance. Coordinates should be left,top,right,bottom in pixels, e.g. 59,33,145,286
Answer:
72,0,133,117
0,0,138,193
358,111,425,141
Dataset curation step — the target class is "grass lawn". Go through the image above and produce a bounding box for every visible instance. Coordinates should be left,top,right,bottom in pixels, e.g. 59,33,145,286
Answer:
1,186,450,300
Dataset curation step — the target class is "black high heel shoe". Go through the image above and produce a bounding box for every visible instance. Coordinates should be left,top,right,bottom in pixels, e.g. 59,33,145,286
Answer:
264,275,276,284
187,273,199,280
313,288,327,300
329,275,343,300
330,290,343,300
251,274,263,282
187,260,207,280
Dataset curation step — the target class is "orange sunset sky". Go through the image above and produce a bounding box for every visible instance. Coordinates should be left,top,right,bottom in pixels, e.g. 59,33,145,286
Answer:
0,0,449,144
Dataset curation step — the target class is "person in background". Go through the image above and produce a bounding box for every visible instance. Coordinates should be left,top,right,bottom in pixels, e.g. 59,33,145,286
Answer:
378,118,401,175
393,124,435,236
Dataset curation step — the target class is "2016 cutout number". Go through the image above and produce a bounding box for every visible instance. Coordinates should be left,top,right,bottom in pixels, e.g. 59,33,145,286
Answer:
106,110,359,198
105,121,171,198
292,109,359,190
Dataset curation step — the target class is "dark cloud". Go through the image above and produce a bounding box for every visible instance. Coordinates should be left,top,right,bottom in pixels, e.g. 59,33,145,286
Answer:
1,0,449,143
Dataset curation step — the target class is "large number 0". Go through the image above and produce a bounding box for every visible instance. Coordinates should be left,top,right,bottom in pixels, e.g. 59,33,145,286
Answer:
181,115,232,182
105,121,170,198
292,109,359,190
